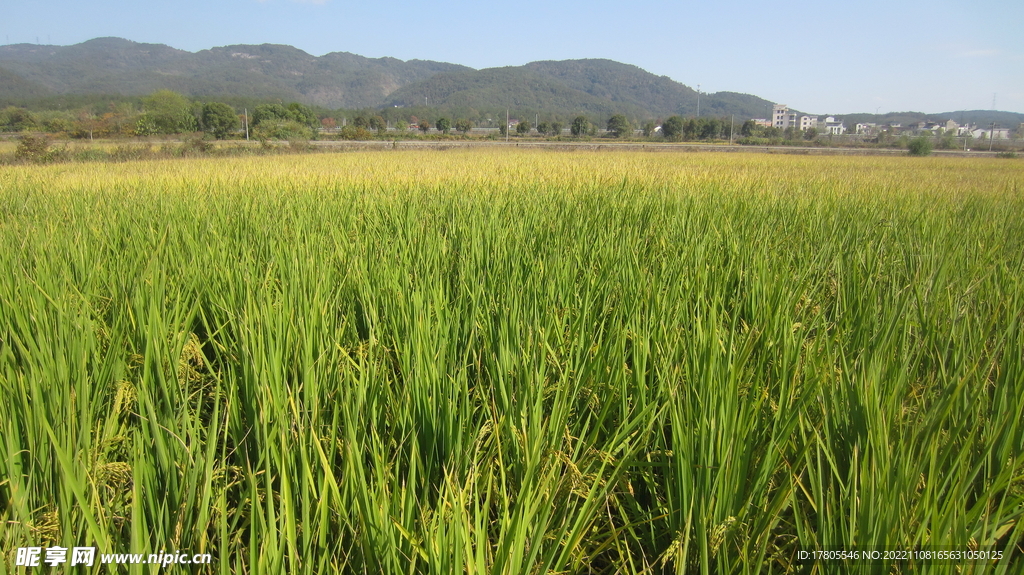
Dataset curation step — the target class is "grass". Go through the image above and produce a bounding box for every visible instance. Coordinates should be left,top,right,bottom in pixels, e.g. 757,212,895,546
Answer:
1,150,1023,574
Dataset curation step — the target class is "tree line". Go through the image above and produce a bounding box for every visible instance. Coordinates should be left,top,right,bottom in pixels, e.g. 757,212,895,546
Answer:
2,89,778,143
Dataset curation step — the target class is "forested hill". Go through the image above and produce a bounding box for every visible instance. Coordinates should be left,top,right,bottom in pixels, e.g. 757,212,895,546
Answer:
5,37,1017,126
383,59,779,121
0,38,776,120
0,37,470,109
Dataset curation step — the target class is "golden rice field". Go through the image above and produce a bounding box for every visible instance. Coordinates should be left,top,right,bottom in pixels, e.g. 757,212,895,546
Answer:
1,150,1023,574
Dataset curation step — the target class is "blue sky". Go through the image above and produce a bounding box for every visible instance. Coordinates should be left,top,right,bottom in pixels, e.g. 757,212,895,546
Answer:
3,0,1022,114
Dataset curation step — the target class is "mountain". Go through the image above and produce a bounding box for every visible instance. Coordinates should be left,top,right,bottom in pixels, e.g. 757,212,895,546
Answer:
0,38,779,120
384,60,779,121
0,66,51,101
382,67,653,120
522,59,700,116
6,37,1017,127
0,37,470,109
840,110,1024,130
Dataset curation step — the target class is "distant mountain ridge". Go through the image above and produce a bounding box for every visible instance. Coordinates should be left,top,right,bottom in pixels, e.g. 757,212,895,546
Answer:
381,59,768,119
0,37,470,109
0,37,780,120
2,37,1022,127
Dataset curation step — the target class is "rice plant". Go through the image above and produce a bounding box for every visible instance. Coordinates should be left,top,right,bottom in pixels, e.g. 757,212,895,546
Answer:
1,150,1022,574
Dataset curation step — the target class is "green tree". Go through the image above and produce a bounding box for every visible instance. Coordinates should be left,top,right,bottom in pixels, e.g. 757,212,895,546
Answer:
516,120,531,136
700,118,721,140
607,114,631,138
0,106,38,132
369,115,387,135
803,127,818,141
142,90,196,134
353,115,370,129
287,103,319,128
435,117,451,134
661,116,683,140
570,116,589,137
41,114,73,134
682,118,699,140
907,136,933,156
252,104,291,127
419,119,431,134
740,119,757,137
339,125,373,140
201,102,239,139
536,121,550,136
549,121,563,137
455,118,473,134
936,130,956,149
642,121,656,137
253,120,312,142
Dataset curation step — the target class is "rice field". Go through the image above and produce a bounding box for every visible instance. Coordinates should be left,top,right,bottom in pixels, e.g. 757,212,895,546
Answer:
1,150,1023,574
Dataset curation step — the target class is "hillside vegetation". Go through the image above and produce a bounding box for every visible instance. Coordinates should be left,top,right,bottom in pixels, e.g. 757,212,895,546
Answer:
0,38,469,109
0,38,777,120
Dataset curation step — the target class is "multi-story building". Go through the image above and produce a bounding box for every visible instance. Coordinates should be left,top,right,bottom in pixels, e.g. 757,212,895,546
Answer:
765,105,849,134
823,116,846,135
773,105,797,129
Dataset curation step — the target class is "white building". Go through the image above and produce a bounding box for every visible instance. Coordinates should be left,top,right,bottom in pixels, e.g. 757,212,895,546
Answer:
773,104,797,129
970,127,1011,140
823,116,846,135
800,115,818,130
855,123,878,135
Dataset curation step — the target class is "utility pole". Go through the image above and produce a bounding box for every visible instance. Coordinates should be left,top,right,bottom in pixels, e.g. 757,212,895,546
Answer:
244,108,249,141
697,84,700,117
730,115,734,144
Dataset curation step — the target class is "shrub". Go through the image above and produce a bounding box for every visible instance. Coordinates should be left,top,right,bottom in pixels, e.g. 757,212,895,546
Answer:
253,120,313,143
908,136,933,156
288,139,314,153
338,126,374,141
14,133,62,162
180,137,214,156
